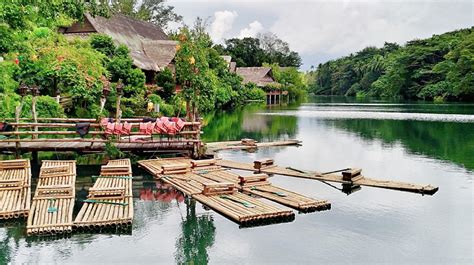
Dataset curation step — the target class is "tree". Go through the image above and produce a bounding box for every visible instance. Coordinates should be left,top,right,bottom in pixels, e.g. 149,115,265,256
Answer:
257,32,302,67
107,0,182,29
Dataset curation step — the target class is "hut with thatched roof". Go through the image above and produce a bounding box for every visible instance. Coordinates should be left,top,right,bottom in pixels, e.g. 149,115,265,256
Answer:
235,67,279,87
60,13,177,84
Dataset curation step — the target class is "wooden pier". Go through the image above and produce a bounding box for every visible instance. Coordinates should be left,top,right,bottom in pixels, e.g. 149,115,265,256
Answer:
0,118,202,156
216,159,439,195
0,159,31,219
138,158,334,225
74,159,133,232
27,160,76,236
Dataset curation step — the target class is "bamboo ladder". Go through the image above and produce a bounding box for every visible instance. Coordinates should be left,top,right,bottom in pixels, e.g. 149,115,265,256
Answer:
0,159,31,219
74,159,133,232
27,160,76,236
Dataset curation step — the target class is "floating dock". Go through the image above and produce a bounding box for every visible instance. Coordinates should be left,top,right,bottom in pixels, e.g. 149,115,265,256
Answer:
0,159,31,219
216,159,439,195
138,158,333,225
74,159,133,231
27,160,76,236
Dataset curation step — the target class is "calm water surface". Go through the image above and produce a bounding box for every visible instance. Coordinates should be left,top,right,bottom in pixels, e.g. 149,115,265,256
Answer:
1,96,473,264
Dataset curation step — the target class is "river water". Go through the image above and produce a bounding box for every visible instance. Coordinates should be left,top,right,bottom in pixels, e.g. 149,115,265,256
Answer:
1,96,473,264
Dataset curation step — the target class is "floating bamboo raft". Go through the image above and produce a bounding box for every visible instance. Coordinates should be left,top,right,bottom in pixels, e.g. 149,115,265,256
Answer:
74,159,133,232
139,158,335,225
0,159,31,219
27,160,76,236
216,159,439,195
239,173,330,213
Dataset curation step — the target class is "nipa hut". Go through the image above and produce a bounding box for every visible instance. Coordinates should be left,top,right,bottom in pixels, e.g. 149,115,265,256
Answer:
60,13,177,84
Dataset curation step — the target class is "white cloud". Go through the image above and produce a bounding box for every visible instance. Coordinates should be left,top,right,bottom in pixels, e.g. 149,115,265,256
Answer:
268,1,473,61
238,21,264,38
209,10,238,43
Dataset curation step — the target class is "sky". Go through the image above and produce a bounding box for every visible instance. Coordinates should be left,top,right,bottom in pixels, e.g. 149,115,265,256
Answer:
167,0,474,70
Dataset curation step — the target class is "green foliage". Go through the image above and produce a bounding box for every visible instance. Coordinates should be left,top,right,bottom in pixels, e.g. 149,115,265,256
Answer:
155,67,175,100
90,34,116,57
107,0,182,28
308,28,474,101
104,142,125,159
267,63,307,100
21,96,66,118
220,33,301,67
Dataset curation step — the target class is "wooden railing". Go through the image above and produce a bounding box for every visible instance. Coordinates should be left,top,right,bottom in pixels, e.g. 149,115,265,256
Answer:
0,118,202,153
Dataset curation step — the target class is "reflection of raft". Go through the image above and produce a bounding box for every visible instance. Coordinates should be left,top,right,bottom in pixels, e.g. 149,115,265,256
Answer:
0,159,31,220
74,159,133,232
27,160,76,236
216,159,439,195
139,158,330,225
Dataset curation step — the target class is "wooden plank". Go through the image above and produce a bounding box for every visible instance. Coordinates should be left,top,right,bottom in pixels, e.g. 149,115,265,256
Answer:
217,160,439,195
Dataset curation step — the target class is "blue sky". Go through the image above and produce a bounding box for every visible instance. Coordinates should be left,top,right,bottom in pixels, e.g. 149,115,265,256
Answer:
168,0,473,70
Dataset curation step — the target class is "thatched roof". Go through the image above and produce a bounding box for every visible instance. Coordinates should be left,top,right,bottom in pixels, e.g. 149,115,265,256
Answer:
235,67,278,87
63,14,176,71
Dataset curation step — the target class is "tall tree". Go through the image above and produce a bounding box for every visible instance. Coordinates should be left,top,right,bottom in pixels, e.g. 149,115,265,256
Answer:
107,0,182,29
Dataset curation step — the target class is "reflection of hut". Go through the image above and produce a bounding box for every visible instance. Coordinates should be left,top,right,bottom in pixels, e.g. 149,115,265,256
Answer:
60,14,177,85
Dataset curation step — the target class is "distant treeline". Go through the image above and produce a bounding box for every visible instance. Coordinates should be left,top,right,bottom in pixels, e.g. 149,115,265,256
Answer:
307,27,474,101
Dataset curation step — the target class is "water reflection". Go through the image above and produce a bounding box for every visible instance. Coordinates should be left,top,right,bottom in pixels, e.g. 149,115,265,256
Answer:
202,104,298,142
327,119,474,170
175,198,215,264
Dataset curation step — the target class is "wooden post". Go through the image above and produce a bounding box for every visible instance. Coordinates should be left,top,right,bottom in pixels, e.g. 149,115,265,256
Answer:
31,95,38,139
14,99,24,158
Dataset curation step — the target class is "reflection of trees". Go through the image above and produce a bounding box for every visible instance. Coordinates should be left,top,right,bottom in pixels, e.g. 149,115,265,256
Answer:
175,198,215,265
0,222,25,263
202,105,298,142
330,119,474,170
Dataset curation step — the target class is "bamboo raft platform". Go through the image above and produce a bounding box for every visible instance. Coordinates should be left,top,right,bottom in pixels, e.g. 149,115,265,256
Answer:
0,159,31,219
27,160,76,236
138,159,296,225
206,139,302,154
74,159,133,232
138,158,332,224
216,159,439,195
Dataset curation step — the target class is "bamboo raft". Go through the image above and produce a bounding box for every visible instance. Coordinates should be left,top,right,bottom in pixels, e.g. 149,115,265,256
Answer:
239,173,331,213
0,159,31,219
27,160,76,236
216,159,439,195
138,158,334,225
73,159,133,232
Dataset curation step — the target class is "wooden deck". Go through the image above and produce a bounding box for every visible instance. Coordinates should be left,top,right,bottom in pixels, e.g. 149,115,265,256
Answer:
0,160,31,219
216,159,439,195
0,140,199,153
0,118,202,155
74,159,133,232
27,160,76,236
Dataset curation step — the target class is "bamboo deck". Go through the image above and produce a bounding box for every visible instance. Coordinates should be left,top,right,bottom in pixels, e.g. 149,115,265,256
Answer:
216,159,439,195
27,160,76,236
138,158,334,225
74,159,133,232
0,159,31,219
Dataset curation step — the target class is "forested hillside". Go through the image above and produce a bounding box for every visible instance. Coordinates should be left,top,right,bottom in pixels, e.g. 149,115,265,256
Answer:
307,28,474,101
